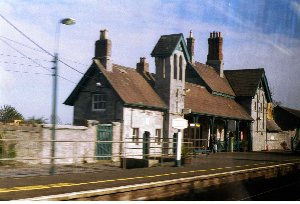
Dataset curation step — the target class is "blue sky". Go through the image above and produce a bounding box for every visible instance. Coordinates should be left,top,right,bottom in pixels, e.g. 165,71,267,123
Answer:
0,0,299,124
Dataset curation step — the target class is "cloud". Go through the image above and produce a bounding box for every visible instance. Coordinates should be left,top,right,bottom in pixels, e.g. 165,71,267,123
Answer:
0,0,299,124
291,1,300,17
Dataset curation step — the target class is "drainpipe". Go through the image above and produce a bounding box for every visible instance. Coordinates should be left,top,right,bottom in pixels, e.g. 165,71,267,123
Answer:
236,121,240,151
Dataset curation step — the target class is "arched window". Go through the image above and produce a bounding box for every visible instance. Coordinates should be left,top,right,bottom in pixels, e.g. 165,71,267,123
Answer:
173,54,178,79
179,55,183,80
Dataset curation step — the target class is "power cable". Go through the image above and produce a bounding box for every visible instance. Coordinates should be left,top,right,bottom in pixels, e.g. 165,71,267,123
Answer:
0,60,52,68
0,52,52,63
0,14,53,56
0,14,101,88
0,38,52,73
0,14,86,76
0,36,89,66
0,35,46,54
1,69,77,84
2,69,52,76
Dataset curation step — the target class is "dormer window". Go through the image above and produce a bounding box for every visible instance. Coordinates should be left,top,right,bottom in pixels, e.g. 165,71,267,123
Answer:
92,94,106,111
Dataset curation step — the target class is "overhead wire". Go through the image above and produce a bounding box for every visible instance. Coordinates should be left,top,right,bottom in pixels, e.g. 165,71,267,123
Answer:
0,14,88,76
0,38,78,84
0,14,101,87
2,69,52,76
0,52,52,63
0,35,47,54
0,14,53,56
0,60,52,68
0,36,89,66
0,38,52,73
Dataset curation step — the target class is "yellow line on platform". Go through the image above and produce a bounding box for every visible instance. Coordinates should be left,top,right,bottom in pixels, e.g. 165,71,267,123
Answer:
0,161,287,194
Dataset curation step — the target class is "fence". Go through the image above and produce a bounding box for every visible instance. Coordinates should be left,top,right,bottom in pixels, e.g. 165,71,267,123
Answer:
0,138,200,162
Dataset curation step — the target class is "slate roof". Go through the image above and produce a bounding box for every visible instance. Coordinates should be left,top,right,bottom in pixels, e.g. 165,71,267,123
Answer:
191,62,235,96
224,68,265,97
151,34,182,57
266,119,281,132
64,60,167,110
278,106,300,119
184,83,253,121
151,33,190,62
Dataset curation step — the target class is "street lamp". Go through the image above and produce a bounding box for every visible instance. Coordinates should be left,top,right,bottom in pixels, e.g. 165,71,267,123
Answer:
50,18,76,175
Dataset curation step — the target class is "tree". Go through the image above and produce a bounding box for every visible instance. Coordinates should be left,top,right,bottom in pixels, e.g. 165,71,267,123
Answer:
25,116,48,124
0,105,24,123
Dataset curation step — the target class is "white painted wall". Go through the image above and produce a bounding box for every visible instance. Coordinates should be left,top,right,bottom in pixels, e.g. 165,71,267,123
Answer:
122,107,164,159
41,124,97,164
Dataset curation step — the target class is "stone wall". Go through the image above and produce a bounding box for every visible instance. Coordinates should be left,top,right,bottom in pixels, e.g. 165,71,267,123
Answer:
0,124,43,164
0,122,98,165
266,130,295,150
251,86,268,151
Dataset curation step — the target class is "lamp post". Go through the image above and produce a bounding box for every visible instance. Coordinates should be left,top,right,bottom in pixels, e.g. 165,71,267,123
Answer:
50,18,76,175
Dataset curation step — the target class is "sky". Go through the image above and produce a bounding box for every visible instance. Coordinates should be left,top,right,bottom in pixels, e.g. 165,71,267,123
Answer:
0,0,299,124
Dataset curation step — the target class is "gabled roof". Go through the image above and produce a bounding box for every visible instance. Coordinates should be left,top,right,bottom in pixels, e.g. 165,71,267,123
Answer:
64,60,167,110
277,106,300,119
184,83,253,121
224,68,272,102
190,62,235,97
151,33,190,62
266,119,281,132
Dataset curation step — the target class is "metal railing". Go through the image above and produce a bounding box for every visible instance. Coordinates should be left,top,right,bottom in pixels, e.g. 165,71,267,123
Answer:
0,136,217,178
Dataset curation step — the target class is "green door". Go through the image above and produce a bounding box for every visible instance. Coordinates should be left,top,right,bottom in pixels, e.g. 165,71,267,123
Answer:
96,124,112,160
143,131,150,159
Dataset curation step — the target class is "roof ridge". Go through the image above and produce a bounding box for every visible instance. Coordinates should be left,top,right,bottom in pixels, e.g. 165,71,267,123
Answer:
161,33,183,37
113,63,135,71
279,106,300,116
194,61,216,70
225,68,265,72
185,82,205,88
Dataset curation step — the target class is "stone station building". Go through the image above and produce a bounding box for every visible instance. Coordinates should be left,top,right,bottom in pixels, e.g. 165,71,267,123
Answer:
64,29,274,160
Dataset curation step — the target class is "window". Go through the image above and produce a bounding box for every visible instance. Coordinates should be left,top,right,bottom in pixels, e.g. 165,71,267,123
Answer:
254,102,257,111
173,54,178,79
260,103,264,112
155,129,162,145
162,58,166,79
179,55,183,80
132,128,139,145
92,94,106,111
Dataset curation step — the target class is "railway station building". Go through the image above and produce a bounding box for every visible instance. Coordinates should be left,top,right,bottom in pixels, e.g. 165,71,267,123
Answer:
64,29,273,159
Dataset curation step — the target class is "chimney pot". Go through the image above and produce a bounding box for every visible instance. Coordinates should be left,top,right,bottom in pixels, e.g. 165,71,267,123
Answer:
186,30,195,63
100,29,108,40
140,57,146,63
137,57,149,73
206,31,224,77
95,29,112,71
189,30,193,38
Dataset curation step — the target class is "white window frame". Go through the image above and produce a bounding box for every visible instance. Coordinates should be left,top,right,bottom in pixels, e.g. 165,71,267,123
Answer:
92,94,106,111
132,128,139,145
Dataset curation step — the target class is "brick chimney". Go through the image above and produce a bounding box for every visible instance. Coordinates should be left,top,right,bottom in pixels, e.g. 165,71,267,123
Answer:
136,57,149,73
186,30,195,63
206,31,224,77
94,29,112,71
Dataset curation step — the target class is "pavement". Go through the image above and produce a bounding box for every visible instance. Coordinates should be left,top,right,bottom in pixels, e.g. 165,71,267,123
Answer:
0,151,299,200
